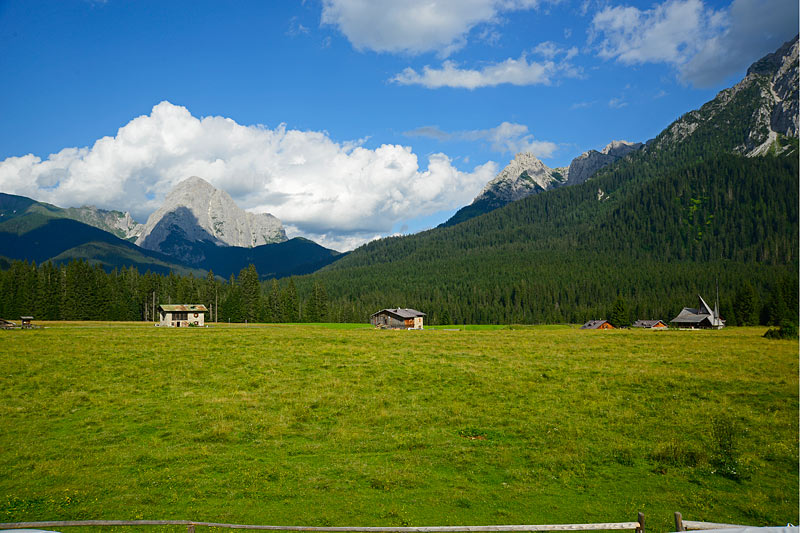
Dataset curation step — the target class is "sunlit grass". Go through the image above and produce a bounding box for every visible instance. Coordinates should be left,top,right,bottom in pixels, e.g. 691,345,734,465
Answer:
0,324,796,532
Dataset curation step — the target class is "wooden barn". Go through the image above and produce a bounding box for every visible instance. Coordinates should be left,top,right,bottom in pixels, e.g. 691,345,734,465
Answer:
632,320,668,329
580,319,614,330
670,295,725,329
158,304,208,327
371,308,425,330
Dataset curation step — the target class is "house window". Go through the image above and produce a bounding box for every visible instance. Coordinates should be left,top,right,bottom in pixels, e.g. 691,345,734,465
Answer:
174,312,188,321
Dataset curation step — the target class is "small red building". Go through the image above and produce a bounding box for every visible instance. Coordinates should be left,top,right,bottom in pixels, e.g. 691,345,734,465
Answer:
580,319,614,330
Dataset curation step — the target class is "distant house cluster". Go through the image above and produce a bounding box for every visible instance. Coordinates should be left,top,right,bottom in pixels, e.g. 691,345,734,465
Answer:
1,316,38,329
371,308,425,330
158,304,208,327
581,295,724,330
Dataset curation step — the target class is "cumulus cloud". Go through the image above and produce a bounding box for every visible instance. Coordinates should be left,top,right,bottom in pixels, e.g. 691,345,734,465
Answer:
590,0,798,87
390,49,580,89
0,102,498,251
404,121,558,158
680,0,799,87
320,0,545,56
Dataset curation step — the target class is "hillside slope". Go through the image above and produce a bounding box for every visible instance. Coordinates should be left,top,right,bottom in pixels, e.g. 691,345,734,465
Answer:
298,37,799,325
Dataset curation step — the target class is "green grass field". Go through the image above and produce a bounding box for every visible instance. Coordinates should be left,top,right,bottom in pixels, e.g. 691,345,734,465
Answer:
0,323,797,533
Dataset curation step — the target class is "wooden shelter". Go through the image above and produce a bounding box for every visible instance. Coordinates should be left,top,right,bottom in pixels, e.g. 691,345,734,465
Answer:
158,304,208,327
20,316,33,328
580,319,614,330
632,320,668,329
670,295,725,329
371,308,425,329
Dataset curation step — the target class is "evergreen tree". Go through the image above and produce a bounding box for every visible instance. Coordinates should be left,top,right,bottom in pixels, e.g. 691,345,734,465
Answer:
281,278,299,322
267,279,281,323
608,297,629,328
238,264,261,323
733,282,758,326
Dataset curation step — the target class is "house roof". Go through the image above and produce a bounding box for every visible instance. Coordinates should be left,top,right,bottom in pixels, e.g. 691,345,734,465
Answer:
158,304,208,313
371,308,426,319
581,319,612,329
632,320,667,328
670,295,725,326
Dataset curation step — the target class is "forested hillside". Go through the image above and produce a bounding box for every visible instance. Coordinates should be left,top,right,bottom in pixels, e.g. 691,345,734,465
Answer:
292,151,797,325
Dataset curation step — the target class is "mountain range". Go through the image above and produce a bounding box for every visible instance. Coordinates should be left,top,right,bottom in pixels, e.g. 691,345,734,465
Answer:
0,177,340,279
0,36,797,324
291,35,798,324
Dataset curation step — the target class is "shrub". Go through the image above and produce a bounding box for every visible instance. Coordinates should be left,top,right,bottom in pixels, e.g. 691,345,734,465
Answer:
763,320,798,340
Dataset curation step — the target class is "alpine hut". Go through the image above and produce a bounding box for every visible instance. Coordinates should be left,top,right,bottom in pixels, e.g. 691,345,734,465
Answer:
158,304,208,327
670,295,725,329
580,319,614,330
370,308,425,330
632,320,668,329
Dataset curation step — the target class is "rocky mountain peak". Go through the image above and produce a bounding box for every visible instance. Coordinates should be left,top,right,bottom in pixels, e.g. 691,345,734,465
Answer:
136,176,287,258
601,140,642,156
474,152,566,204
62,205,144,241
563,140,643,187
653,34,798,156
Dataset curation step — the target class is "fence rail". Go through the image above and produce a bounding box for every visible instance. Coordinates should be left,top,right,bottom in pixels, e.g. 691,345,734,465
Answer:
674,512,750,531
0,514,645,533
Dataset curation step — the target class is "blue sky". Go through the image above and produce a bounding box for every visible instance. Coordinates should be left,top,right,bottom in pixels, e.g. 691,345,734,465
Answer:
0,0,796,250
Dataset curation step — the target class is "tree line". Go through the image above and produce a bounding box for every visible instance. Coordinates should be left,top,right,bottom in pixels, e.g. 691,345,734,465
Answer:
0,256,795,328
0,260,334,324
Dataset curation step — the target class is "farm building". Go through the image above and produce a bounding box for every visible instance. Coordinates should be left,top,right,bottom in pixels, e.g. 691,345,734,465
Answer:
632,320,668,329
371,308,425,329
0,318,17,329
580,319,614,329
670,295,725,329
20,316,33,328
158,304,208,327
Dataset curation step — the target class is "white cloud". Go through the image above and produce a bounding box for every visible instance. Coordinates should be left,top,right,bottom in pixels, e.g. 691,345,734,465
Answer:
405,121,559,158
680,0,799,87
390,51,580,89
320,0,545,56
591,0,722,65
608,97,627,108
590,0,798,87
0,102,499,251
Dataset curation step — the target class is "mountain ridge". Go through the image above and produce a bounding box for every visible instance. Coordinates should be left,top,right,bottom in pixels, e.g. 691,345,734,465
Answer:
137,176,287,259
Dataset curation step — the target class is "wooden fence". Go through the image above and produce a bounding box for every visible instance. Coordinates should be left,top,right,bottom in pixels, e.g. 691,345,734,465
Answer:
0,514,645,533
674,513,751,531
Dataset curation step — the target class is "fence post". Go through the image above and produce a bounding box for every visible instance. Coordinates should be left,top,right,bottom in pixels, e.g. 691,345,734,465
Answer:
188,524,195,533
636,512,645,533
673,512,684,532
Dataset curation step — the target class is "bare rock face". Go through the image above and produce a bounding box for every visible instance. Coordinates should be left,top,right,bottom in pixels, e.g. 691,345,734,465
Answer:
473,152,567,205
136,176,287,254
563,140,644,186
62,205,144,241
652,35,798,156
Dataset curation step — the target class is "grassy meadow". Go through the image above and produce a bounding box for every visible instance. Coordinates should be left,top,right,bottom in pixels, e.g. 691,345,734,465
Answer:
0,323,797,533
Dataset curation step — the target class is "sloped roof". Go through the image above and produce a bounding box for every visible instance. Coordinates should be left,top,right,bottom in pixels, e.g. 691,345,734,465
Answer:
581,319,612,329
158,304,208,312
371,308,426,319
632,320,667,328
671,295,724,326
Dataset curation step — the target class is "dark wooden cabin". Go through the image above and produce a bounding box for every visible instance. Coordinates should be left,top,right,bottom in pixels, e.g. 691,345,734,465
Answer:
370,308,426,330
